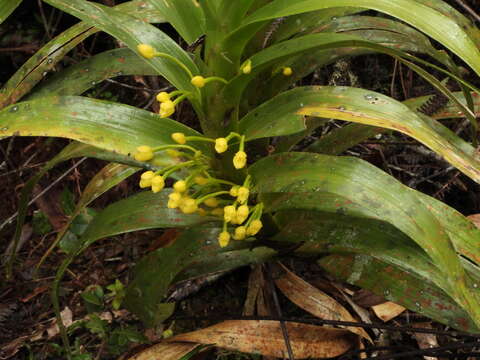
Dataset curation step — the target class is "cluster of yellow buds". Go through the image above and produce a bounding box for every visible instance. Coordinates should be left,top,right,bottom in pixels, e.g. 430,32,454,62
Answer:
133,131,263,248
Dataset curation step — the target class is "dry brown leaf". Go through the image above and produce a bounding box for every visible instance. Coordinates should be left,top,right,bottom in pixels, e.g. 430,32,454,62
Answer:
125,342,200,360
170,320,355,359
274,264,372,342
372,302,406,322
47,307,73,339
412,322,438,360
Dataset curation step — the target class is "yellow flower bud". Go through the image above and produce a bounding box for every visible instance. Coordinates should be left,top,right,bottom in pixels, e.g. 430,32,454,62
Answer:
194,176,209,185
171,132,186,145
236,205,249,224
241,60,252,74
139,171,155,188
173,180,187,193
151,175,165,193
234,226,247,240
167,192,182,209
211,208,224,217
191,75,206,88
137,44,155,59
282,67,293,76
134,145,154,162
246,219,263,236
233,151,247,169
218,231,231,247
169,192,182,202
159,100,175,118
197,208,208,216
224,205,236,223
168,199,179,209
229,186,239,197
204,197,219,208
156,92,171,102
180,198,198,214
214,138,228,153
237,186,249,204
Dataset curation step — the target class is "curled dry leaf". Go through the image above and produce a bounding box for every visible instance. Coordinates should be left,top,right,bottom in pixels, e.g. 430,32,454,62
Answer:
124,342,201,360
170,320,355,359
372,301,406,322
273,264,372,342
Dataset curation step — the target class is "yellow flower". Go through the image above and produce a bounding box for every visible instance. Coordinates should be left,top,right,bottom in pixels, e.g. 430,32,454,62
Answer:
224,205,236,223
137,44,155,59
166,149,181,158
233,151,247,169
282,67,293,76
139,171,155,188
211,208,224,217
214,138,228,153
173,180,187,193
194,176,209,185
159,100,175,118
246,219,263,236
237,186,249,204
134,145,154,162
234,226,247,240
191,75,206,88
151,175,165,193
197,208,208,216
168,192,182,209
156,92,171,102
229,186,239,197
218,231,231,247
180,198,198,214
236,205,249,224
204,197,219,208
241,60,252,74
171,132,186,145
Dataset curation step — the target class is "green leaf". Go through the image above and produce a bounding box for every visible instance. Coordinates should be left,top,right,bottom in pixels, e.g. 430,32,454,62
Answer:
0,0,165,108
0,96,206,157
28,48,157,99
0,0,21,24
248,152,480,325
240,86,480,184
238,0,480,77
320,254,479,332
147,0,205,44
125,225,275,326
43,0,200,101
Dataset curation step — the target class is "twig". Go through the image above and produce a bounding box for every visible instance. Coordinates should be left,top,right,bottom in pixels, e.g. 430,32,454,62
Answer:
0,157,87,233
265,264,295,360
453,0,480,23
104,78,172,93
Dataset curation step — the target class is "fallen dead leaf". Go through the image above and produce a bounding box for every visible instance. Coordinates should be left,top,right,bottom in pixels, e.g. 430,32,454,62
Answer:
124,342,201,360
412,322,438,360
170,320,355,359
467,214,480,228
47,307,73,339
372,302,406,322
274,264,372,342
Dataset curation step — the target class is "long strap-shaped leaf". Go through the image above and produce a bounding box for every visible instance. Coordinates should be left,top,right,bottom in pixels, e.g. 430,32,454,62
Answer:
320,253,479,332
248,152,480,326
27,48,157,99
0,96,207,157
0,0,164,108
0,0,21,24
43,0,200,105
239,86,480,184
147,0,205,44
233,0,480,77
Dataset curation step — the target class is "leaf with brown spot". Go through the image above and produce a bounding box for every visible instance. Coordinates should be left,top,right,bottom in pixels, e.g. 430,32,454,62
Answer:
170,320,355,359
274,264,372,342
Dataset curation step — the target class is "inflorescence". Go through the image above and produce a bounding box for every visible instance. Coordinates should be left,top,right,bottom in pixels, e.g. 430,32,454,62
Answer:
134,132,263,248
